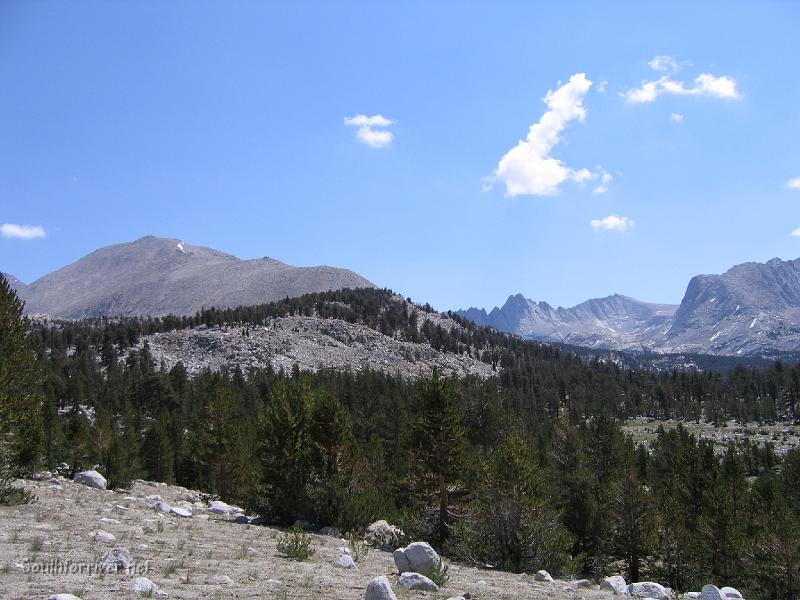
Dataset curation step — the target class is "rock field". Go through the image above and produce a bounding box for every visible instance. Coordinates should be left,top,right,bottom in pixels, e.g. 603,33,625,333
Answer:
1,477,621,600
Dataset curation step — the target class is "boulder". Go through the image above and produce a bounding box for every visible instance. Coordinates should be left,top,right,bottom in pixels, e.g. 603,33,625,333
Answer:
151,500,172,513
534,570,555,583
170,506,192,518
393,548,411,574
575,579,593,588
335,554,357,569
627,582,673,600
211,575,234,585
132,577,158,594
48,595,81,600
208,500,242,515
99,547,132,573
397,572,439,592
365,575,398,600
700,585,727,600
89,529,116,543
400,541,440,574
601,575,628,595
73,470,107,490
365,520,402,550
686,594,701,599
721,587,744,600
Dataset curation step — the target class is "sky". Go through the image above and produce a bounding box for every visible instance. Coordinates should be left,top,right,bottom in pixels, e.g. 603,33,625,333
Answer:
1,1,800,311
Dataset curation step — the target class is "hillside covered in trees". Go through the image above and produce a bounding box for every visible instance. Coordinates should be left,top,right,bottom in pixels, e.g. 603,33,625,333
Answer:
3,280,800,599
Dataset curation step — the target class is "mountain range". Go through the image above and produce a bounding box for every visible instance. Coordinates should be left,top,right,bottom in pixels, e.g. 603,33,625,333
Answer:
4,236,373,318
456,257,800,357
5,236,800,358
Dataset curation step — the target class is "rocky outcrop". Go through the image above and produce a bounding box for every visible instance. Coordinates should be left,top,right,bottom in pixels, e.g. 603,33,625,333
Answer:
73,470,106,490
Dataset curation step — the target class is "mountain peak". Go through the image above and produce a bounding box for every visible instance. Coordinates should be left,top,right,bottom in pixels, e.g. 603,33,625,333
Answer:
21,237,374,318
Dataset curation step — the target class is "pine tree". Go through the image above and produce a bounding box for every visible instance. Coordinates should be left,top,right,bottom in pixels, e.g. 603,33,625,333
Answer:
412,369,467,546
0,275,42,504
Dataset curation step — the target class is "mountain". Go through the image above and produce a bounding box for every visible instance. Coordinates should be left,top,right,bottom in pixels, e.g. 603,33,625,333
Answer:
10,236,373,318
2,273,29,304
457,293,678,352
456,257,800,357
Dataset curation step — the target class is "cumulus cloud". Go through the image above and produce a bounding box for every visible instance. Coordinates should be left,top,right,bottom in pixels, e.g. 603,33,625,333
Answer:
487,73,607,197
670,112,685,123
344,114,394,148
787,177,800,190
590,215,634,232
648,55,681,73
792,227,800,237
1,223,46,239
624,57,740,104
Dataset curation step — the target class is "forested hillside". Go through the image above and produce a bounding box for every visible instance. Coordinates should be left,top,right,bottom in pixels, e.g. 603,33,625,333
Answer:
4,281,800,598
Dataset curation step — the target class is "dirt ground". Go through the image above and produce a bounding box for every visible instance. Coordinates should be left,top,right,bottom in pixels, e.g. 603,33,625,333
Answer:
0,478,619,600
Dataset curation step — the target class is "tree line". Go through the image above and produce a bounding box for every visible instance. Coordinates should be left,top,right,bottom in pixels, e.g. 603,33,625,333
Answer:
1,277,799,598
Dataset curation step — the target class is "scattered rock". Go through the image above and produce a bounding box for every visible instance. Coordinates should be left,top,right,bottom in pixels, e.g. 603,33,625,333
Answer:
48,595,81,600
169,506,192,518
393,548,410,574
627,581,673,600
89,529,116,543
365,520,402,550
211,575,234,585
208,500,242,515
99,517,121,525
700,585,727,600
601,575,628,595
687,593,701,599
396,541,440,574
132,576,158,594
73,470,107,490
575,578,593,588
535,570,555,583
335,554,357,569
397,572,439,592
151,500,172,513
99,547,132,573
365,575,398,600
721,587,744,599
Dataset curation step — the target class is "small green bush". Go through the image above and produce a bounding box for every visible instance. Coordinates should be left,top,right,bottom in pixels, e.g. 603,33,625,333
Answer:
276,523,315,561
347,530,369,562
423,556,449,587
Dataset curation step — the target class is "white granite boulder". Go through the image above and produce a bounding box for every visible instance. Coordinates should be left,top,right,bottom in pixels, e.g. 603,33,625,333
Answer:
601,575,627,595
627,581,673,600
365,575,398,600
397,572,439,592
534,570,555,583
74,470,107,490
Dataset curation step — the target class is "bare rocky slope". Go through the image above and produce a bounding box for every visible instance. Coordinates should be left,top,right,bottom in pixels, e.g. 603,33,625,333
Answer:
5,236,373,319
137,310,495,380
456,257,800,358
0,477,632,600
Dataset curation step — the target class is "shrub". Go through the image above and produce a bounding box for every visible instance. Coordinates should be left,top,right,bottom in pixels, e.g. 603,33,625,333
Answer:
422,556,450,587
347,530,369,562
276,523,315,561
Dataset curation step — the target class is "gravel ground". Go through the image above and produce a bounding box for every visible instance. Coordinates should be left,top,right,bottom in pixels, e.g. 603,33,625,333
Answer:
0,478,616,600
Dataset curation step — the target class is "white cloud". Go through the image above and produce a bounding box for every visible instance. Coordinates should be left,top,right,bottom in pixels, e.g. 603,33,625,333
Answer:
1,223,46,239
670,112,685,123
344,114,395,148
488,73,605,197
590,215,634,232
786,176,800,190
648,55,680,73
625,73,740,104
624,58,740,104
792,227,800,237
592,170,613,194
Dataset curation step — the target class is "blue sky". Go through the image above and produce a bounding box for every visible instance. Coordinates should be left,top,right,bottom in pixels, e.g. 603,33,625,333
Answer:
2,1,800,311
